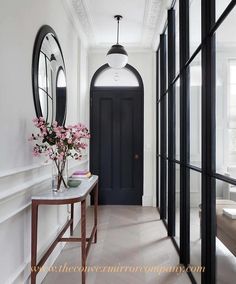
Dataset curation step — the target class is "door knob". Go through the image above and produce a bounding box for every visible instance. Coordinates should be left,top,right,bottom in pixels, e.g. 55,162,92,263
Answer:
134,154,139,160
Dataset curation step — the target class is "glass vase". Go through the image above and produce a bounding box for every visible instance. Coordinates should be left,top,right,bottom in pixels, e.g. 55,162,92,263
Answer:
52,159,68,192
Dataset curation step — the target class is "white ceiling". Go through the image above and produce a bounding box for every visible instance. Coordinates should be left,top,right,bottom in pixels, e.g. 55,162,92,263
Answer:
64,0,236,51
67,0,172,50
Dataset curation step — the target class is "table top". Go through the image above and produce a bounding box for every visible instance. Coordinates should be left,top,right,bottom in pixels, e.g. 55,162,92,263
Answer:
31,175,98,203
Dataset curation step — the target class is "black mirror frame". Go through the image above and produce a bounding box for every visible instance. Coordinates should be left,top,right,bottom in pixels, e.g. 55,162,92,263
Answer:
32,25,67,125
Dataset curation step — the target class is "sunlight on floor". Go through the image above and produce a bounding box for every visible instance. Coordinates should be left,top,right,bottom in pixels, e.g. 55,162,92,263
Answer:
43,206,191,284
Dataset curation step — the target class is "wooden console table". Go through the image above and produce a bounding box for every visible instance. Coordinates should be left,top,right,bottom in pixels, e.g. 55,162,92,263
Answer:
31,175,98,284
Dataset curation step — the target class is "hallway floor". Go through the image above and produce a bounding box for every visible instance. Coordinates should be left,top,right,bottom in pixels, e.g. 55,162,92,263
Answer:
43,206,191,284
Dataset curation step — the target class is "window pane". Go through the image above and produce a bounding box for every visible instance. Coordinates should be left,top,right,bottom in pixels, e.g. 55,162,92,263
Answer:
158,51,161,100
94,67,139,87
165,28,168,90
216,8,236,178
166,93,168,157
175,79,180,160
190,170,201,284
175,0,180,76
158,103,161,155
166,159,168,222
175,163,180,246
229,129,236,152
230,63,236,84
189,0,201,56
216,179,236,283
190,52,202,167
216,0,232,20
230,85,236,98
158,156,161,207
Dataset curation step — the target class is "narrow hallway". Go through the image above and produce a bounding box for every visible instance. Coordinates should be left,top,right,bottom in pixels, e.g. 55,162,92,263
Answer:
43,206,190,284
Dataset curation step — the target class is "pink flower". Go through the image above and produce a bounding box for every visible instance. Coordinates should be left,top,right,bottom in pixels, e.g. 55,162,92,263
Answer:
29,118,90,162
32,146,41,157
55,131,62,138
52,121,58,127
74,132,81,139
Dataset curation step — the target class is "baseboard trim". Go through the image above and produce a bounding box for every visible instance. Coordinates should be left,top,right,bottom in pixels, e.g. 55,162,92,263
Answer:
142,195,153,206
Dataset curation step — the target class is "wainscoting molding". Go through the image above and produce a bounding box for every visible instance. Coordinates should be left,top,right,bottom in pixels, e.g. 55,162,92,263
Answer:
7,224,65,284
0,159,88,284
0,178,50,225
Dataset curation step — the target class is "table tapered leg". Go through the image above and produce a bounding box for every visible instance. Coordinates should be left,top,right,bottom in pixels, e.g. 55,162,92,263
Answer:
31,202,38,284
70,203,74,236
81,199,86,284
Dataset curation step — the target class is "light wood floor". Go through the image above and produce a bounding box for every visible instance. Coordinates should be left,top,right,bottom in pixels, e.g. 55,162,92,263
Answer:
43,206,191,284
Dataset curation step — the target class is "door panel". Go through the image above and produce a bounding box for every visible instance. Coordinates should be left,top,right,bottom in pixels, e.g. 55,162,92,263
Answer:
99,98,113,191
120,98,134,190
91,88,143,205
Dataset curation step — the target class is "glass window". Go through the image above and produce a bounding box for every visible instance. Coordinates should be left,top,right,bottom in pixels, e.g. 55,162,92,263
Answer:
175,163,180,246
158,157,161,207
156,103,160,180
166,160,168,222
158,103,161,155
165,28,168,90
216,8,236,178
215,179,236,282
166,93,168,157
175,0,180,76
190,52,202,167
158,51,161,101
190,170,201,284
189,0,201,56
216,0,232,20
94,67,139,87
175,79,180,160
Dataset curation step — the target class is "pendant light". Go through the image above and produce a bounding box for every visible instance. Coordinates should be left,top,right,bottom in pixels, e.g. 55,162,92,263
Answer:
106,15,128,69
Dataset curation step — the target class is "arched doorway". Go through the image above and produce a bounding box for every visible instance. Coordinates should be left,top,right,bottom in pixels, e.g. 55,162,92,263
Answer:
90,64,144,205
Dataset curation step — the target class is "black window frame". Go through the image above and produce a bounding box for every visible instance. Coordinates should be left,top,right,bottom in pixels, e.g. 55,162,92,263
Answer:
156,1,236,283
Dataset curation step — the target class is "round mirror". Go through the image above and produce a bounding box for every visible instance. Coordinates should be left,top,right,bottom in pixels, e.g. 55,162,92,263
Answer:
32,25,67,125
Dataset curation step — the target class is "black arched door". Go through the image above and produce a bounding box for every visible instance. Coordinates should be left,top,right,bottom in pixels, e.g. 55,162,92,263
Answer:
90,64,144,205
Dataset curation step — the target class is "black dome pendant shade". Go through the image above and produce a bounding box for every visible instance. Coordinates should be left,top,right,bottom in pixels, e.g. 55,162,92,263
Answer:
106,15,128,68
107,44,128,56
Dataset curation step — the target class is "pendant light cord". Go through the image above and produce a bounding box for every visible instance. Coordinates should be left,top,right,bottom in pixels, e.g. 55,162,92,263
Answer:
116,17,120,44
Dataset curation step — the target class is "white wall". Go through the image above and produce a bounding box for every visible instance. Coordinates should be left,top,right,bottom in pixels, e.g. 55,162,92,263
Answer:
78,42,89,125
0,0,88,283
88,49,156,206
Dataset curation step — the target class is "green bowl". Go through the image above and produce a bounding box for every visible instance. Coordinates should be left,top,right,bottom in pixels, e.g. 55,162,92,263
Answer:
68,179,81,188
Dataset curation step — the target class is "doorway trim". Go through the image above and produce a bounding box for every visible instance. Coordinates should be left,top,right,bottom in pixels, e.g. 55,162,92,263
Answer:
90,63,144,205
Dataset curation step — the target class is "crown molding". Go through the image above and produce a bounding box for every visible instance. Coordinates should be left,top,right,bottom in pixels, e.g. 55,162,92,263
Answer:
152,0,173,50
70,0,95,44
67,0,169,50
141,0,163,48
62,0,90,47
